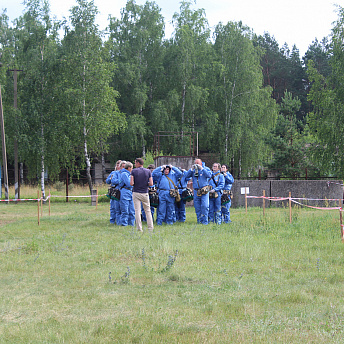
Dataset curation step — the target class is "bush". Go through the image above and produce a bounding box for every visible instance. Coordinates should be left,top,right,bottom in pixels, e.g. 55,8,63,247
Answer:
54,181,65,191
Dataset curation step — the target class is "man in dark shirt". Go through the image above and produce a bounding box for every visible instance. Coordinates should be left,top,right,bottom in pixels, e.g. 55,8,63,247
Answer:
130,158,154,232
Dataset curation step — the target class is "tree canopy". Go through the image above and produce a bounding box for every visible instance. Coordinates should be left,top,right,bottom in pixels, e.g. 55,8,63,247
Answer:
0,0,342,183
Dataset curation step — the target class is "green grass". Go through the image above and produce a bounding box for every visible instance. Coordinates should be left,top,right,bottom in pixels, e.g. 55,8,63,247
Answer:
0,202,344,343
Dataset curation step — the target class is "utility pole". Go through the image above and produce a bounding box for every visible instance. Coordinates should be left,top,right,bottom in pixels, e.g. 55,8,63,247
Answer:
0,85,9,201
9,68,23,200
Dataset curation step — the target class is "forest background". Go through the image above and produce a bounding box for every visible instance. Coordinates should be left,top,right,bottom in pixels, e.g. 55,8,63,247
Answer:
1,0,344,194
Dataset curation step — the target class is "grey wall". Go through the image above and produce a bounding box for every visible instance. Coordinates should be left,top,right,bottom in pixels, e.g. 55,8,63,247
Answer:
155,156,194,170
232,180,343,208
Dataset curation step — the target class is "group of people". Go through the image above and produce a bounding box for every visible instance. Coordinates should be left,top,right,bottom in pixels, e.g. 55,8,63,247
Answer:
106,157,234,231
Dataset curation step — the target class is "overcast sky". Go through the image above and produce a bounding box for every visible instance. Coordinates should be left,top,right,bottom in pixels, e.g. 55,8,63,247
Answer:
2,0,341,57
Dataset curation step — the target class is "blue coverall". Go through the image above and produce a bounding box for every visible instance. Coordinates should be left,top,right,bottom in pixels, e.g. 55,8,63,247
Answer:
118,169,135,226
221,171,234,223
106,170,118,224
184,163,212,225
174,170,191,223
152,166,182,225
112,169,125,224
209,171,225,224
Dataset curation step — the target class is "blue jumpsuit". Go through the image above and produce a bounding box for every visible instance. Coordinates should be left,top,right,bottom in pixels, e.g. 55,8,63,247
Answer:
221,172,234,223
152,166,182,225
174,170,191,222
112,169,125,224
184,163,212,225
209,171,225,224
106,170,118,224
118,169,135,226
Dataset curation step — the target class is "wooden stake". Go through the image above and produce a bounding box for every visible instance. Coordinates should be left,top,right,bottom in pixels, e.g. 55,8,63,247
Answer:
41,191,43,217
263,190,265,217
289,191,292,223
49,189,51,216
37,191,40,226
245,188,247,213
96,188,98,210
340,199,343,242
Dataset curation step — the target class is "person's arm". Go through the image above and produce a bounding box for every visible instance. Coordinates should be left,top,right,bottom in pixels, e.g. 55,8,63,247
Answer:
105,171,113,184
124,172,131,187
148,176,153,187
184,168,193,179
130,175,134,186
172,166,182,179
214,174,225,192
203,167,212,179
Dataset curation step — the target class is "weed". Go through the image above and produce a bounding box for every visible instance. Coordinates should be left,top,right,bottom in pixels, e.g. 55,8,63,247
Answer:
160,250,178,273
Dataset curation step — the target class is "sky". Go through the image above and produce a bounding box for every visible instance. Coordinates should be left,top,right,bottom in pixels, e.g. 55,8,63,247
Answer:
2,0,342,57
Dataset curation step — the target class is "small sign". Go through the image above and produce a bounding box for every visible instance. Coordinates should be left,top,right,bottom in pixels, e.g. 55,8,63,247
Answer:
241,187,249,195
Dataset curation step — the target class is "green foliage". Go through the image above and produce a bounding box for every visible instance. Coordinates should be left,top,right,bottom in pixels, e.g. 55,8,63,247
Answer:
266,91,319,179
210,22,278,175
306,7,344,178
2,0,343,182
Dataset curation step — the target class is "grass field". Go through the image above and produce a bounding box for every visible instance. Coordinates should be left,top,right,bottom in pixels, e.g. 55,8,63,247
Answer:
1,189,344,343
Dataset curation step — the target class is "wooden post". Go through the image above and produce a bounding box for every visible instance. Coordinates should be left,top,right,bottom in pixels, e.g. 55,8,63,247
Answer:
66,168,69,202
263,190,265,217
96,188,98,209
49,189,51,216
0,86,9,201
37,191,40,226
245,188,247,213
340,199,343,242
41,190,43,217
289,191,292,223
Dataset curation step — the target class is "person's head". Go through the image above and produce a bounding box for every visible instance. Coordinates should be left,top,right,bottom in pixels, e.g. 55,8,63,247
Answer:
120,161,126,169
135,158,144,168
147,164,155,171
164,166,171,175
221,164,228,173
124,161,133,172
212,162,221,172
115,160,122,170
194,158,202,166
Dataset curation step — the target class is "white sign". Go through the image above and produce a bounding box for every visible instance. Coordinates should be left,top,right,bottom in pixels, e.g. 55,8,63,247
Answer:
241,187,249,195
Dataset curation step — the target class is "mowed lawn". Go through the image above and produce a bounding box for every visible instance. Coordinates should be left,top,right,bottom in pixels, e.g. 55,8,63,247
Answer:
0,200,344,343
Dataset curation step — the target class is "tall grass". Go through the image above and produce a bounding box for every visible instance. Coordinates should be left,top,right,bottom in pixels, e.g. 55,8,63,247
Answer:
3,184,109,203
0,202,343,343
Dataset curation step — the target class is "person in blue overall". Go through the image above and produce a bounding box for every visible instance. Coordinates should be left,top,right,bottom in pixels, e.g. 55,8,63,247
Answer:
105,160,122,224
221,164,234,223
184,158,212,225
118,162,135,226
208,163,225,224
152,164,182,225
113,161,126,224
174,168,191,222
142,164,156,222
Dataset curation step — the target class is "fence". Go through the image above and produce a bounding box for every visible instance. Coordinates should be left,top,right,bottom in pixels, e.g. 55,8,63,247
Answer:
231,180,343,208
244,190,344,242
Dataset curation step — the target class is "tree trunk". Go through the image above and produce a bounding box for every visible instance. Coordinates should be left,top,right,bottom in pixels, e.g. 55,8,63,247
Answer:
84,133,93,193
41,153,46,201
225,55,239,163
82,57,92,193
181,81,186,137
101,151,106,182
142,133,146,159
20,162,24,186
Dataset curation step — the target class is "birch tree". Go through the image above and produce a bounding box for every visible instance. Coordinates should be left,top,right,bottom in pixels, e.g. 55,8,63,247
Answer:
60,0,124,192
